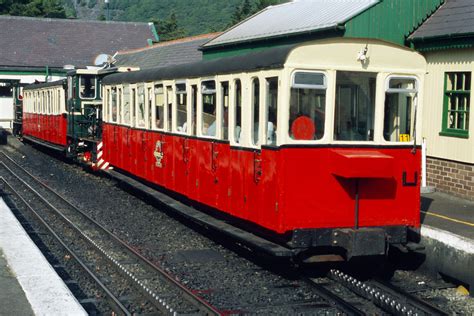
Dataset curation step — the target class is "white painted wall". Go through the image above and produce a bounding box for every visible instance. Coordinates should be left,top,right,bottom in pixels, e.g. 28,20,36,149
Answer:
422,49,474,164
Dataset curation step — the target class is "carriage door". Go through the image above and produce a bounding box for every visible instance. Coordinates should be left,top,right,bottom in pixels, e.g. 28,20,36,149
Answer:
173,82,189,195
186,85,199,200
245,78,262,223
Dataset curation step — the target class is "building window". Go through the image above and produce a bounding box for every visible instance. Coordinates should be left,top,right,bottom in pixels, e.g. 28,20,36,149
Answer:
441,72,470,138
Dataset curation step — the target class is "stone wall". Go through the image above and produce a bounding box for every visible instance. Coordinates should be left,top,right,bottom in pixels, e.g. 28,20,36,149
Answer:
426,157,474,201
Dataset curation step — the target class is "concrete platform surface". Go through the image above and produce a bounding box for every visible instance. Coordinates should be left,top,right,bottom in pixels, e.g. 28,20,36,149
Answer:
0,248,34,316
0,198,87,316
420,191,474,292
421,191,474,240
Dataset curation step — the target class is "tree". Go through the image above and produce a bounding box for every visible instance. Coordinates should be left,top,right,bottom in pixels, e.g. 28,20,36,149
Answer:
153,12,186,42
2,0,66,18
229,0,284,27
230,0,252,26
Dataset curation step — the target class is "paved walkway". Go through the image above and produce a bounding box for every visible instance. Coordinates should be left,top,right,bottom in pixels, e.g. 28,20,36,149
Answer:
0,198,87,316
0,248,34,316
421,191,474,240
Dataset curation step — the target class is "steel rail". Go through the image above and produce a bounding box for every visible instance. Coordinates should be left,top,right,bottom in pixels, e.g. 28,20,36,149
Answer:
1,160,180,315
371,279,449,316
303,276,366,316
0,152,221,315
0,177,132,316
329,269,449,316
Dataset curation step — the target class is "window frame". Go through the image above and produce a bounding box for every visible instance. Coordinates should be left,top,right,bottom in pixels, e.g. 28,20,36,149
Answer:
440,71,470,139
153,82,165,131
135,83,146,129
199,78,217,139
218,80,230,141
264,76,279,146
382,75,420,144
122,84,132,127
251,76,261,146
174,80,188,135
287,69,329,144
230,78,243,146
78,75,97,100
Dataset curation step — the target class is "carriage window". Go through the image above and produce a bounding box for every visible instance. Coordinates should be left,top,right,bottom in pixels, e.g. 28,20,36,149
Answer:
334,71,376,141
47,91,51,114
42,91,46,113
131,88,136,126
147,87,153,129
176,83,187,133
191,85,197,135
252,78,260,145
111,87,117,123
290,72,326,140
154,84,164,129
123,86,131,124
58,90,62,113
384,77,417,142
221,82,229,140
166,86,172,131
265,77,278,145
234,80,242,144
117,87,122,124
137,85,145,128
79,75,96,99
202,80,216,136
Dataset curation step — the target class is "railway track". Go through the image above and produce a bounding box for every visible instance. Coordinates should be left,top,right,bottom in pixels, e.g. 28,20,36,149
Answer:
0,147,460,315
0,152,220,315
304,269,450,316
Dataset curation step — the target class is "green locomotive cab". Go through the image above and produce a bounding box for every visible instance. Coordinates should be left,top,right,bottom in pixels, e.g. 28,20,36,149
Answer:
66,68,116,162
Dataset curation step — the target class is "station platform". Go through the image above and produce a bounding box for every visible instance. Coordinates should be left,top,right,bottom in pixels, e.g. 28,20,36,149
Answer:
419,191,474,293
421,191,474,240
0,198,87,315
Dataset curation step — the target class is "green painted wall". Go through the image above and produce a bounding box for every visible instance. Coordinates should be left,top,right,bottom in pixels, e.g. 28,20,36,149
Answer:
344,0,444,46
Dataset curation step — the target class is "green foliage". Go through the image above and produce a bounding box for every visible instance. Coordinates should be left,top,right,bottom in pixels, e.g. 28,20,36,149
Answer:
230,0,285,26
152,12,186,42
1,0,66,18
0,0,287,37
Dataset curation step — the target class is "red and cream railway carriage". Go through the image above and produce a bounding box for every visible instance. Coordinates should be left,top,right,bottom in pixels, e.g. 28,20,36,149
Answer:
21,67,124,163
22,80,68,148
101,38,425,259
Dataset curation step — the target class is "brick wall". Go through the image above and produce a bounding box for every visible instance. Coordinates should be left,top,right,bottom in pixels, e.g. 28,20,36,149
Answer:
426,157,474,201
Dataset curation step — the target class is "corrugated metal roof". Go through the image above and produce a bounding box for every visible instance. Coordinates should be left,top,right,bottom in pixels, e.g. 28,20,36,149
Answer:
203,0,379,48
410,0,474,41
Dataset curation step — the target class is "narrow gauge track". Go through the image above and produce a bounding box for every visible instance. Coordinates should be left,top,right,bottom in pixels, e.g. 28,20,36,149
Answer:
0,178,131,315
0,144,458,315
0,152,220,315
319,269,450,316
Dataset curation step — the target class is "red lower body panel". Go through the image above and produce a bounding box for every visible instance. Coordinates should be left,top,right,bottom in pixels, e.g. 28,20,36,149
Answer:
102,123,420,235
23,112,67,147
